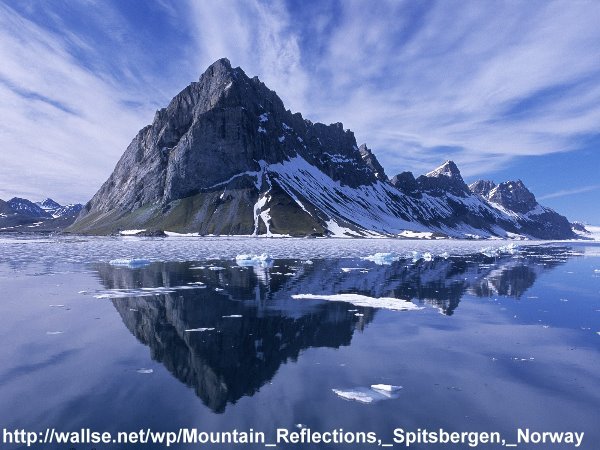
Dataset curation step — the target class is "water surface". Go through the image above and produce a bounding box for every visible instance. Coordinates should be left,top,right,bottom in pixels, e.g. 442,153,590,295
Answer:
0,236,598,449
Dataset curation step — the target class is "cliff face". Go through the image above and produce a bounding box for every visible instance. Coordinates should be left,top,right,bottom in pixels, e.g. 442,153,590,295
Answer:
69,58,575,239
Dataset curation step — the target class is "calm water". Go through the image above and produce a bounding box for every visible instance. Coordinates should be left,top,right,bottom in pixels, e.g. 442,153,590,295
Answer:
0,236,598,449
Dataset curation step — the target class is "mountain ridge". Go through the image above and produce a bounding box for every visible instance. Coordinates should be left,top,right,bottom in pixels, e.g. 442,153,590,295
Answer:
0,197,83,232
66,58,575,239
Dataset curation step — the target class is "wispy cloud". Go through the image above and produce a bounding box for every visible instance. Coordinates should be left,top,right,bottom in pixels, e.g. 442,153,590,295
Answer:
538,185,600,201
0,2,184,203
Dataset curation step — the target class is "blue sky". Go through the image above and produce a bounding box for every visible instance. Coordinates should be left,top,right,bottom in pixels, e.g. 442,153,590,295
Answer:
0,0,599,223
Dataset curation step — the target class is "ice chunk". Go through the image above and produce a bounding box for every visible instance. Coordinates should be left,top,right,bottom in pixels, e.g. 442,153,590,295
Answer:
332,389,374,404
46,331,63,335
222,314,242,318
136,368,153,374
185,328,215,332
371,384,402,392
422,252,433,261
332,386,401,403
109,258,151,268
362,253,399,265
119,229,146,236
292,293,422,311
341,267,368,272
235,254,274,267
208,266,225,271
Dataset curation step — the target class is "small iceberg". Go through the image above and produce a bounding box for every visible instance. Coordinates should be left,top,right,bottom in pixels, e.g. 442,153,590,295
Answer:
235,254,274,267
136,368,153,374
371,384,402,392
46,331,64,335
362,253,399,265
292,293,422,311
222,314,242,318
109,258,151,268
332,385,402,404
185,327,215,332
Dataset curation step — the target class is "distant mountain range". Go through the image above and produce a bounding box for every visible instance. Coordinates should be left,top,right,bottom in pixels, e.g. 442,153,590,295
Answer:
0,197,83,232
3,59,587,239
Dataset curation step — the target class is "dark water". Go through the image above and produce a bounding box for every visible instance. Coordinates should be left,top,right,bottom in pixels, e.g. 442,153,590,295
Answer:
0,237,598,449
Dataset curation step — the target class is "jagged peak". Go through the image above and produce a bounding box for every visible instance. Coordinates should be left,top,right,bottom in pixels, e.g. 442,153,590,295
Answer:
469,179,496,196
202,57,232,77
488,179,538,214
39,198,61,209
425,160,462,180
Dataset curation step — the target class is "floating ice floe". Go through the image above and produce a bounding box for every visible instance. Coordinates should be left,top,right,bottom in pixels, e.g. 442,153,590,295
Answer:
49,304,65,308
185,327,215,332
332,385,402,404
119,229,146,236
136,368,153,374
594,269,600,273
222,314,242,318
479,243,518,258
341,267,368,273
235,253,274,267
109,258,151,268
208,266,226,271
291,293,422,311
46,331,63,335
371,384,403,392
362,253,399,265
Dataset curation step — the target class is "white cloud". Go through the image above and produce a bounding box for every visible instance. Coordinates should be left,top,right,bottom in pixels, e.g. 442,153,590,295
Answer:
0,3,166,203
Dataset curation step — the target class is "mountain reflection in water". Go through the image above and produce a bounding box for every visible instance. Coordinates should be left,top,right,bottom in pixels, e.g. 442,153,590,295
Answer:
92,246,572,412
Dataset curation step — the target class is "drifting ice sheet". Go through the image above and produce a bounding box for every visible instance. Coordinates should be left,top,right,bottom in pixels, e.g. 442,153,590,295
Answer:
291,293,422,311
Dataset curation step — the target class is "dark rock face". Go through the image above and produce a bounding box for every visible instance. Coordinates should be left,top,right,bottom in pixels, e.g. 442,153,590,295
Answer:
487,180,537,214
469,180,496,197
359,143,387,181
390,171,420,197
68,58,576,240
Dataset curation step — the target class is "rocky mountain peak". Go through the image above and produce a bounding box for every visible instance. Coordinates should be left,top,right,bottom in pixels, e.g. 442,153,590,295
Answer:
66,59,575,240
390,171,419,196
418,160,470,197
426,160,462,181
488,180,537,213
38,198,61,210
469,180,497,197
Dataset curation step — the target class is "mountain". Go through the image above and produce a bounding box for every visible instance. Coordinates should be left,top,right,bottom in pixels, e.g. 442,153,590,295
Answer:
68,58,575,239
37,198,62,211
0,197,83,232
